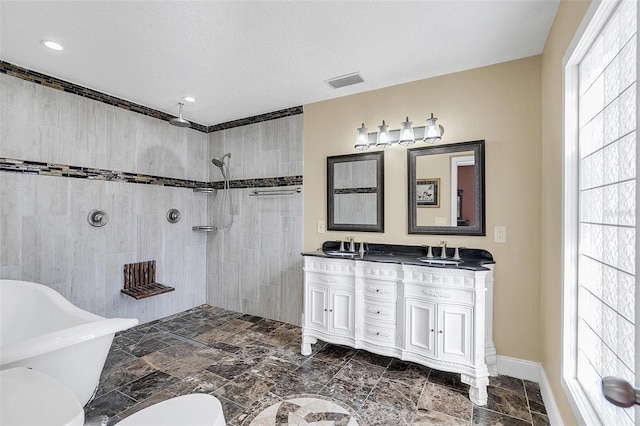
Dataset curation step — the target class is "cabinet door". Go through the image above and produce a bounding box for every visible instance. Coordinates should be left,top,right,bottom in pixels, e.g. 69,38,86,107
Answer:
307,284,329,331
438,304,473,364
329,288,354,337
405,298,436,357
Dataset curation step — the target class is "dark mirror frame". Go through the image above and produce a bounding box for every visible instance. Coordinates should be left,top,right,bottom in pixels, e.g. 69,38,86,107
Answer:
327,151,384,232
408,140,485,236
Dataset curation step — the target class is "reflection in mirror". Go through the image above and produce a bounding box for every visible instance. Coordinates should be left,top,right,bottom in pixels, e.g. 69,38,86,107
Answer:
327,151,384,232
408,140,485,235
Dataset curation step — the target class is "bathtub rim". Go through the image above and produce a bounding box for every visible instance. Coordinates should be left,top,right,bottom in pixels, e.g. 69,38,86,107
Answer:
0,317,138,365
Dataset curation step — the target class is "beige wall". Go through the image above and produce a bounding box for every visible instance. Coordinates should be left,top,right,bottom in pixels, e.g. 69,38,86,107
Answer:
303,56,543,362
541,0,591,424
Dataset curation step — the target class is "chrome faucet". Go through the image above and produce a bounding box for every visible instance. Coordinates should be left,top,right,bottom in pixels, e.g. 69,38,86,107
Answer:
346,237,355,252
441,241,447,258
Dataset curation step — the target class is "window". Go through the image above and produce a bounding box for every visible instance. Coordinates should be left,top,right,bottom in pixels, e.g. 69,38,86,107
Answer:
563,1,637,425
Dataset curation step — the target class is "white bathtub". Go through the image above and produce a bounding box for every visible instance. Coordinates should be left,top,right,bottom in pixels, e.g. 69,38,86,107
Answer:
0,280,138,406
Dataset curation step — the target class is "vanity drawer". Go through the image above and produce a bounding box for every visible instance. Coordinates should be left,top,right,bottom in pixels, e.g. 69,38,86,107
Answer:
305,272,354,288
364,300,396,323
363,321,396,345
363,280,396,301
404,284,474,305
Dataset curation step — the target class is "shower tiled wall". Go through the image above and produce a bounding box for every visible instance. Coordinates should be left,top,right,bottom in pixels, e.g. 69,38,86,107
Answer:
0,73,209,323
207,115,304,325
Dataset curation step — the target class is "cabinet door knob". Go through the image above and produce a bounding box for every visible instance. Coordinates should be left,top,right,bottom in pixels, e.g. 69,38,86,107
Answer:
329,309,333,312
430,329,434,332
438,330,443,334
324,309,328,312
377,310,381,314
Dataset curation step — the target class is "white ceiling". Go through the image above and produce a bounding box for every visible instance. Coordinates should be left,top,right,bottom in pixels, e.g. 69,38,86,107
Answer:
0,0,559,127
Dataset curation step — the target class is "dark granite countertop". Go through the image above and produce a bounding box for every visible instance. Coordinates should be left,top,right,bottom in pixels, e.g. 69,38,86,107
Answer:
301,241,494,271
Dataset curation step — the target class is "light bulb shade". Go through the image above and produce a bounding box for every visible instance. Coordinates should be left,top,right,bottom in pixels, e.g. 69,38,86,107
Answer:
398,117,415,147
424,113,444,143
376,120,392,148
354,123,370,150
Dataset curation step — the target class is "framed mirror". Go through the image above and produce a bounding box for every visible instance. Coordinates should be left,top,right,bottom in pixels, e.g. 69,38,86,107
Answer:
327,151,384,232
408,140,485,235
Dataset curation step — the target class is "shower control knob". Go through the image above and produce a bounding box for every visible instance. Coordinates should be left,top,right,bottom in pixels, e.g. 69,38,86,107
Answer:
166,209,181,224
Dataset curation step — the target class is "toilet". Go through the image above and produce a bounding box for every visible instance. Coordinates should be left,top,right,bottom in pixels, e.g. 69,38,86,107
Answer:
0,368,226,426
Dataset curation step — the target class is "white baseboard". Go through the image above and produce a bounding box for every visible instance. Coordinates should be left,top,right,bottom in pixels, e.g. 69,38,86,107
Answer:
496,355,564,426
496,355,540,381
538,367,564,426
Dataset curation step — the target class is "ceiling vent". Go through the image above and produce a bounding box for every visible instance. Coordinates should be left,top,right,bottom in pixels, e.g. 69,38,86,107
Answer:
326,72,365,89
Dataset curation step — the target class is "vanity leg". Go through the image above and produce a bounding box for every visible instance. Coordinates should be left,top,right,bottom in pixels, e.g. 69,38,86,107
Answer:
461,374,489,406
485,343,498,376
301,335,317,356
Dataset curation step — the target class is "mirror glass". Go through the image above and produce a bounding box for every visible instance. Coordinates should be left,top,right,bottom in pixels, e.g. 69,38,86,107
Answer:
327,151,384,232
408,140,485,235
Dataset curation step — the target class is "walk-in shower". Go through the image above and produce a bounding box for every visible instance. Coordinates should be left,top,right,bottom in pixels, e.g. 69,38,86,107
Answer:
212,153,233,229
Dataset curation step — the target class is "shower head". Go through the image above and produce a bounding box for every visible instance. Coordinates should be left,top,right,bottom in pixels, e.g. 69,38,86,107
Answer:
211,153,231,168
212,153,231,183
169,103,191,128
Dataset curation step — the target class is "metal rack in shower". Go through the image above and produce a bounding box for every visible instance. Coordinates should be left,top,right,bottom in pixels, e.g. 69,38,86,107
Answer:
249,187,301,197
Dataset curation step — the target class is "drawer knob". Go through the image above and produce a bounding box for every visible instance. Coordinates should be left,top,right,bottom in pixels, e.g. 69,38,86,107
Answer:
439,330,443,334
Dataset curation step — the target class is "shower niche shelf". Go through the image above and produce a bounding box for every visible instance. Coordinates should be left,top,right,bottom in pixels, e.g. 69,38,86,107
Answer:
193,186,217,231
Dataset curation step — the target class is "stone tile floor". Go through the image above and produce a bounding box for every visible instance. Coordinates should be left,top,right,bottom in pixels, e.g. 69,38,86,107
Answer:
85,305,549,425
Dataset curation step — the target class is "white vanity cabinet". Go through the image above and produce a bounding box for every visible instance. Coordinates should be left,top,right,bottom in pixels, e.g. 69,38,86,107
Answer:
358,261,401,351
301,254,497,406
404,299,473,364
301,257,356,352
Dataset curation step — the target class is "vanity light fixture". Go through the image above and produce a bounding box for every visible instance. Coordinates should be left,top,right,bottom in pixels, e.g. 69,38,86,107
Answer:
354,113,444,151
376,120,392,149
424,113,444,143
354,123,370,151
42,40,63,51
398,117,415,146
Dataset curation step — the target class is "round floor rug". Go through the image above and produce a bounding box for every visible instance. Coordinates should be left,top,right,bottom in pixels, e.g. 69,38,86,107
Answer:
246,395,362,425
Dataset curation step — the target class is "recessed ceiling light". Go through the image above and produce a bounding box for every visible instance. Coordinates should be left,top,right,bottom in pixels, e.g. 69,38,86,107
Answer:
183,96,196,103
42,40,63,51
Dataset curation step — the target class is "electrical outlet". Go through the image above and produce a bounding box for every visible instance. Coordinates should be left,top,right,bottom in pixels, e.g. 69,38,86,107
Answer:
494,226,507,243
317,220,326,234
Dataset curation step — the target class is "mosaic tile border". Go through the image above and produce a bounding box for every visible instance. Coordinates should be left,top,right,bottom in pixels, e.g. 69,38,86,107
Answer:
334,187,378,194
0,157,303,190
208,106,303,132
0,61,303,132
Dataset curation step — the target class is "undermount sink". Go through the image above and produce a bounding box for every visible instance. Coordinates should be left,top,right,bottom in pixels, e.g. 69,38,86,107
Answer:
323,250,358,257
417,257,462,266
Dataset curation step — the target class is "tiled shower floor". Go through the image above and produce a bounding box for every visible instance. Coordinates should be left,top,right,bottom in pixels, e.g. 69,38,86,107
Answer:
85,305,549,425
